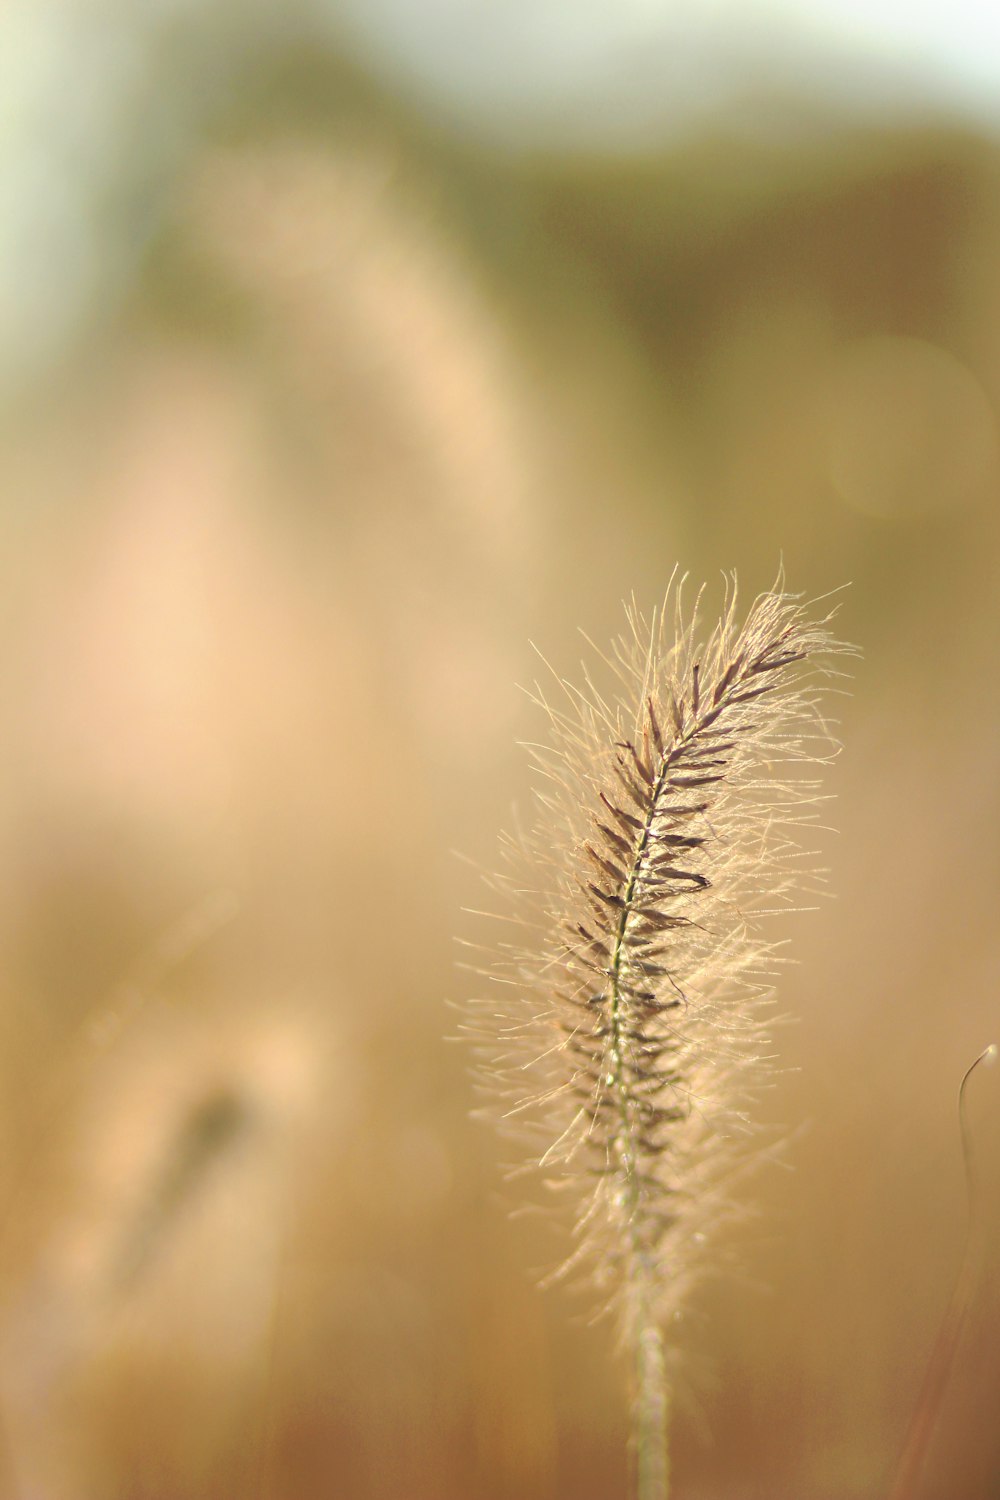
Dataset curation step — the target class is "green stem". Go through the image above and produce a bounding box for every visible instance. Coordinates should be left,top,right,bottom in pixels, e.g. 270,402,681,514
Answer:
605,740,679,1500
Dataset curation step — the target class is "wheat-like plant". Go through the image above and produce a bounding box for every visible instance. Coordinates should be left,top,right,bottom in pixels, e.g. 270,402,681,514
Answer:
466,576,849,1500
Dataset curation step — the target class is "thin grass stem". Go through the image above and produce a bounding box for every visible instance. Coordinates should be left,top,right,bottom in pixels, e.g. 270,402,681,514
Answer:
635,1312,669,1500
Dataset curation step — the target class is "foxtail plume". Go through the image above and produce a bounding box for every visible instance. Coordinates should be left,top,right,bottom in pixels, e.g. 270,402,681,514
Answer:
467,577,849,1499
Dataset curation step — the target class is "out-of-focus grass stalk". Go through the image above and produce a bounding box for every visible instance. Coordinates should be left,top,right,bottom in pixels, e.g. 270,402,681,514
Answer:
887,1042,997,1500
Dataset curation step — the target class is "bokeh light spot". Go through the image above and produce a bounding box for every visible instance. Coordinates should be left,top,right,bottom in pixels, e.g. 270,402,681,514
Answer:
819,334,999,520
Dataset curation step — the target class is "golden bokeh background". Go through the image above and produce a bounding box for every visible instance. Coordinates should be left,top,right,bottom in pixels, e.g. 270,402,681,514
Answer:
0,12,997,1499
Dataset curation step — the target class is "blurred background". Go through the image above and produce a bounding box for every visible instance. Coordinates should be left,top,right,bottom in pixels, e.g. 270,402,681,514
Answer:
0,3,998,1497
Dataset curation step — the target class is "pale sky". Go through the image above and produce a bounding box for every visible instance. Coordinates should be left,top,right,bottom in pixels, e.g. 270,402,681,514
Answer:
334,0,1000,144
3,0,1000,395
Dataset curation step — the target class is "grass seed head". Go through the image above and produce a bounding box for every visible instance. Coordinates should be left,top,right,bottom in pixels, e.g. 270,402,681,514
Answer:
467,576,850,1347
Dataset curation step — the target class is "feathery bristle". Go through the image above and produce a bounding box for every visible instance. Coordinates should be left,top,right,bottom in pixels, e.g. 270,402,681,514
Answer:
467,577,849,1353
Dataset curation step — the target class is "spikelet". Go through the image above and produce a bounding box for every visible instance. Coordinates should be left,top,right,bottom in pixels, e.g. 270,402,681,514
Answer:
466,577,848,1493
